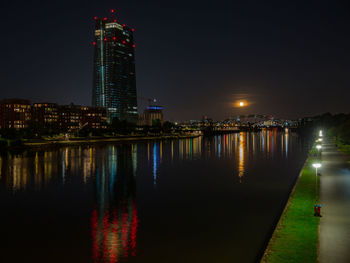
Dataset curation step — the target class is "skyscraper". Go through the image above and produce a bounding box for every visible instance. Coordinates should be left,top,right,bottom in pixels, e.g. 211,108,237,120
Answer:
92,10,138,123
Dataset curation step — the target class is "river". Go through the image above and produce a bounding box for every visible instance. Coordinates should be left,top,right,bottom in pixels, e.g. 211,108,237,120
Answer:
0,130,310,263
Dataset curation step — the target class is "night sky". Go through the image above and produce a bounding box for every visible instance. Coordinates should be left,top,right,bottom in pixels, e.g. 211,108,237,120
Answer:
1,0,350,121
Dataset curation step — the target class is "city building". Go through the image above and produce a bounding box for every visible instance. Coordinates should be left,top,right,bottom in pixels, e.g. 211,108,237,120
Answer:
92,10,138,123
0,99,31,129
0,98,112,132
32,103,59,130
138,105,163,126
58,104,108,132
58,104,82,131
81,106,107,129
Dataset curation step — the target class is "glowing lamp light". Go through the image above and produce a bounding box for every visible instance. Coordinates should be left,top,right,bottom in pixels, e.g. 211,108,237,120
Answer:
112,37,116,40
239,102,244,107
122,40,126,44
131,28,135,31
93,42,96,45
123,24,126,27
111,9,115,13
94,16,98,20
104,38,107,41
114,19,117,22
318,138,323,142
313,163,321,169
316,145,322,150
132,44,136,48
103,17,107,21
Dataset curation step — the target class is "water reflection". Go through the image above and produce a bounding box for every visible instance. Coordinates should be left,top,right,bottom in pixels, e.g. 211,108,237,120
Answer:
0,132,296,192
285,132,289,157
238,132,245,181
153,142,161,186
178,137,202,160
92,145,138,262
0,131,298,262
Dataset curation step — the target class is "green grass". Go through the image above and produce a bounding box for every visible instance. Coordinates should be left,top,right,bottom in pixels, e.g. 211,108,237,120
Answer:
261,150,320,263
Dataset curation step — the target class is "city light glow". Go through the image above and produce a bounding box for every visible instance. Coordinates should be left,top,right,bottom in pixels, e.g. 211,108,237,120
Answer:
316,145,322,150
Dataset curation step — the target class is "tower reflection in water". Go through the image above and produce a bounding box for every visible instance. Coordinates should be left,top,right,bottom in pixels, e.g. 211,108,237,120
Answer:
92,144,138,263
0,132,293,261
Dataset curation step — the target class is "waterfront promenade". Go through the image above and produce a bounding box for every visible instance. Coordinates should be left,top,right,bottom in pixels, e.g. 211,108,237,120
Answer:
319,142,350,263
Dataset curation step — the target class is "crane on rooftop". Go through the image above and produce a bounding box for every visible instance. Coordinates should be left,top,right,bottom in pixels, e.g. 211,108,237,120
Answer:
137,96,157,106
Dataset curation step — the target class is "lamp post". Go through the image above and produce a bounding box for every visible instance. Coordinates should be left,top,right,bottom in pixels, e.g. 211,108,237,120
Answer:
313,163,321,203
316,144,322,157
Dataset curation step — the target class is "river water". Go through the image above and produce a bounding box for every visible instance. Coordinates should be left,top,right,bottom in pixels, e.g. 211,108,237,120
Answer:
0,131,309,263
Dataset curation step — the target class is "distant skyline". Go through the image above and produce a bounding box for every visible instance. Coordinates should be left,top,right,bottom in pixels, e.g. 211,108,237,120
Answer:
1,0,350,120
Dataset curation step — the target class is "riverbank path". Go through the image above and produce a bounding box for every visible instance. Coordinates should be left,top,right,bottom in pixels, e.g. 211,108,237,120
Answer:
319,141,350,263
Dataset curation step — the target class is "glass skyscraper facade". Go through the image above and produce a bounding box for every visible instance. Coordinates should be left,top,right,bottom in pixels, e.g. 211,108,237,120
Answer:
92,13,138,123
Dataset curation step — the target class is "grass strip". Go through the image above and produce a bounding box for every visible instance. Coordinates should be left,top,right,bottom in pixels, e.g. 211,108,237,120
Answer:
261,147,320,263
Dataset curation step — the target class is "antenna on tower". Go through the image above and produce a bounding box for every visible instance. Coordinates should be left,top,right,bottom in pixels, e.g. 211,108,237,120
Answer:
110,9,116,20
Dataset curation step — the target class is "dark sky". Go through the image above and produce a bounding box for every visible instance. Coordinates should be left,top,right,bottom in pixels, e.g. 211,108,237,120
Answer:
1,0,350,120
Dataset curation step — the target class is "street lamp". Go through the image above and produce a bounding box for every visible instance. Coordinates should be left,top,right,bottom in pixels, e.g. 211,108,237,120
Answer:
313,163,321,203
313,163,321,169
319,130,323,137
316,145,322,150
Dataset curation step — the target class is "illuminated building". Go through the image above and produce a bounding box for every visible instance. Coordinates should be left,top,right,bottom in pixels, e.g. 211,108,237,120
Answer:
58,104,82,131
32,103,59,130
0,99,108,132
138,105,163,126
0,99,31,129
92,11,138,123
58,104,108,131
81,106,107,129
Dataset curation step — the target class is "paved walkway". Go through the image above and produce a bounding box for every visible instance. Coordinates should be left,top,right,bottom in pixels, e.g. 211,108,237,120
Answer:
319,142,350,263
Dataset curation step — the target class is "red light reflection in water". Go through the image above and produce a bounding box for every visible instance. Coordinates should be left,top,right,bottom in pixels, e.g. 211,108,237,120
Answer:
91,201,138,262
